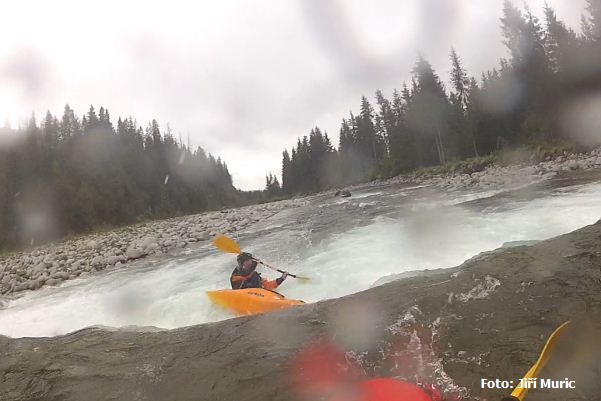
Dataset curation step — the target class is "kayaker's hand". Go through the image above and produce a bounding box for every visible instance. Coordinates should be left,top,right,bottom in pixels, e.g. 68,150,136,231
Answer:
280,272,289,281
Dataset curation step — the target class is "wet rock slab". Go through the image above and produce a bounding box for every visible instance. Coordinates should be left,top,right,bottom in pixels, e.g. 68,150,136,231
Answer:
2,220,601,400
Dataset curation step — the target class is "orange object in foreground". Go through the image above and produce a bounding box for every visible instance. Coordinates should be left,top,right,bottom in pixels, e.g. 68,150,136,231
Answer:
329,378,434,401
206,288,305,316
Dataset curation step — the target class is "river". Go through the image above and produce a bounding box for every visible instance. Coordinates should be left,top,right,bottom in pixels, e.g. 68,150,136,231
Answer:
2,170,601,338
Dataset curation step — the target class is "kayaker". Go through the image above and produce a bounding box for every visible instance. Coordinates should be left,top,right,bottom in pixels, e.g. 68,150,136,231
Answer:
230,252,288,290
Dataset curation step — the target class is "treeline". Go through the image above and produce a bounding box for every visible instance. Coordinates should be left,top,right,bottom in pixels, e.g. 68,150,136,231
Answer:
0,106,238,250
279,0,601,194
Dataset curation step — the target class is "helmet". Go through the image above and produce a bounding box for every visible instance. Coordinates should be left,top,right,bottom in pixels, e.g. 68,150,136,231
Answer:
237,252,253,265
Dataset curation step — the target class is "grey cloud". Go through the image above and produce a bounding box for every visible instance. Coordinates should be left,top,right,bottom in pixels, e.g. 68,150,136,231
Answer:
298,0,414,87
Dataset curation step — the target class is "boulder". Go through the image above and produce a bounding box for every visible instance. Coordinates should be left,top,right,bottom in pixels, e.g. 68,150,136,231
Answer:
27,279,44,290
52,271,70,280
195,231,209,241
125,248,146,260
567,159,579,170
106,256,121,266
13,283,29,292
91,256,105,267
144,243,159,253
140,237,158,249
32,262,47,275
45,278,62,286
42,255,55,265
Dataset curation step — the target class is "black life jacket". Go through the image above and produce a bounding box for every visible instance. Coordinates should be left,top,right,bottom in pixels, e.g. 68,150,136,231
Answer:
230,267,263,289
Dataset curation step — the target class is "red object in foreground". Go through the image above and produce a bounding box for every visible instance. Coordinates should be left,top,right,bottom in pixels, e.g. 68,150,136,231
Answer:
292,341,450,400
292,341,358,394
330,378,433,401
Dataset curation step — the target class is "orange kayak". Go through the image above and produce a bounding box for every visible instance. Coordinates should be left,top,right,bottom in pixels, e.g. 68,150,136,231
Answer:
206,288,305,316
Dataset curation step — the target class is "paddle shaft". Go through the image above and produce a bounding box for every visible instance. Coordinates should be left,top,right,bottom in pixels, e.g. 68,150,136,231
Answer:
255,259,300,278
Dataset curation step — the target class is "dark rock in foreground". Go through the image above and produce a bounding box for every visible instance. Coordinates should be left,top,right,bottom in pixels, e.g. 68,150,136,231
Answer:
2,221,601,400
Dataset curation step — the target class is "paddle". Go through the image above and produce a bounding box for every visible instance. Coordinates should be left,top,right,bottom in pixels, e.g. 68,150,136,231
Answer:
213,234,310,281
255,259,311,281
501,321,570,401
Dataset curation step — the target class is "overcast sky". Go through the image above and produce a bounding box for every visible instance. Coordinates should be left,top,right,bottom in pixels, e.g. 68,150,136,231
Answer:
0,0,587,190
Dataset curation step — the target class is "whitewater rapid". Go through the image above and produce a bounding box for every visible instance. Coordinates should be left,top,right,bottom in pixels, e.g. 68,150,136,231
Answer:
2,177,601,338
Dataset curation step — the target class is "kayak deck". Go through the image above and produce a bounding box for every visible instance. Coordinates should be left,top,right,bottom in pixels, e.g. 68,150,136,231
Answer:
207,288,305,316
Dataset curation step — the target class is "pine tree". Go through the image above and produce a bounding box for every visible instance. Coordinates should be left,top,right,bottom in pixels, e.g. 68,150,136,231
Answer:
501,1,530,66
450,48,469,107
582,0,601,42
59,104,80,141
338,116,363,184
356,96,380,164
544,5,577,74
42,111,60,152
289,147,298,193
375,90,393,157
448,49,477,158
407,56,451,165
84,105,99,134
281,149,292,194
465,77,482,156
265,172,281,196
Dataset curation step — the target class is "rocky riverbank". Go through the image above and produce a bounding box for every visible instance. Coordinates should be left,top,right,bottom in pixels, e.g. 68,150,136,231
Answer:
2,218,601,401
419,147,601,192
345,147,601,194
0,198,308,297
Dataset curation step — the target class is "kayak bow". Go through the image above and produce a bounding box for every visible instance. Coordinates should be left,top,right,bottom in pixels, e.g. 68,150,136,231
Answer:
207,288,305,316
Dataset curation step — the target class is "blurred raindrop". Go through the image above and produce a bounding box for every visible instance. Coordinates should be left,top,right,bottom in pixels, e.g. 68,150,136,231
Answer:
106,287,147,319
480,74,523,115
15,182,59,246
560,93,601,148
290,340,360,399
329,299,382,350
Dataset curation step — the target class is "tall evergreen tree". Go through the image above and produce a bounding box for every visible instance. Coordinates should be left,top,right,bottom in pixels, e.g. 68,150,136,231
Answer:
281,149,292,194
407,56,451,165
449,49,477,158
450,48,469,107
582,0,601,42
544,5,578,75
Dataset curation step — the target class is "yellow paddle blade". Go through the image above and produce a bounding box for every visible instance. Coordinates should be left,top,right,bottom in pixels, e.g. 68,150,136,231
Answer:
510,321,570,400
213,234,242,254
